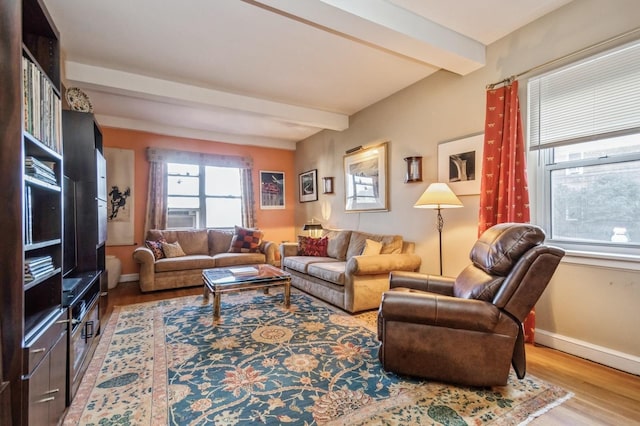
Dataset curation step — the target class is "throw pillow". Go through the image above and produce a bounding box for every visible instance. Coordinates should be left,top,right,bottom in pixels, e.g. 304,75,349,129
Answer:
361,238,383,256
228,225,263,253
145,239,166,260
381,236,403,254
297,235,328,256
162,241,186,258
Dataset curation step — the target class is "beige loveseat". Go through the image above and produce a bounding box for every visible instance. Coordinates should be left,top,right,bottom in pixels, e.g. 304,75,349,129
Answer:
280,230,421,312
133,228,277,292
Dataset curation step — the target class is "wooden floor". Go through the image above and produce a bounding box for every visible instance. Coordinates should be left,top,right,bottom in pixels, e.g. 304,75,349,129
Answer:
106,282,640,425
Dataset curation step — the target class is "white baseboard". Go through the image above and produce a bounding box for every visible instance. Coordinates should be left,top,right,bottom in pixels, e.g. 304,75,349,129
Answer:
118,273,139,283
535,329,640,376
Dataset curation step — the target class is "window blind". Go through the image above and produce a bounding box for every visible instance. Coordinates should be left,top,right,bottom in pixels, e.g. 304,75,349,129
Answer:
528,39,640,150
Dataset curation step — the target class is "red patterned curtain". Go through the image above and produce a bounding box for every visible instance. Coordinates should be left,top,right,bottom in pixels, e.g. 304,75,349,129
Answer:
478,80,536,342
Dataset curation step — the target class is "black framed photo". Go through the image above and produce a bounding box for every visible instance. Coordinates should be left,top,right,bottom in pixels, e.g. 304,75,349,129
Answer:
299,169,318,202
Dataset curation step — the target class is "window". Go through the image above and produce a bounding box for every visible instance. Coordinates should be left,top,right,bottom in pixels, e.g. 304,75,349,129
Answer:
528,39,640,256
167,163,242,228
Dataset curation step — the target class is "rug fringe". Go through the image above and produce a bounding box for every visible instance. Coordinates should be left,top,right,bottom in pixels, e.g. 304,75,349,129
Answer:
518,391,575,425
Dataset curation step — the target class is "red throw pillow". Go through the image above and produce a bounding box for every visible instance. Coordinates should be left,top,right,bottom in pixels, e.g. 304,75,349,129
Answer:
297,236,328,257
228,226,263,253
145,238,167,260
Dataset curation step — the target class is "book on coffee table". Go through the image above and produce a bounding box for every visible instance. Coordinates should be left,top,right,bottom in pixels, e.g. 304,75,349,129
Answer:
228,266,259,277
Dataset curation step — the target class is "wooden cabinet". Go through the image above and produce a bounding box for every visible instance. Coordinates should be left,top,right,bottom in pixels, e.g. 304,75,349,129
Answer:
23,310,67,426
62,111,106,274
62,111,107,404
0,0,66,424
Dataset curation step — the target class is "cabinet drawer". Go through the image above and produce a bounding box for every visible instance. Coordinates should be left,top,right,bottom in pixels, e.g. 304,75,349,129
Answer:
24,309,68,374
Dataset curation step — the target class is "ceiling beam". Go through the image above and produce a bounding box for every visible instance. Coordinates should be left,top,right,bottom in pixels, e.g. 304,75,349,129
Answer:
64,61,349,132
96,115,298,150
251,0,485,75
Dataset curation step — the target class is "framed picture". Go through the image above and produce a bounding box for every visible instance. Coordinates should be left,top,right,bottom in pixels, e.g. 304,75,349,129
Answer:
104,147,135,246
259,171,285,209
299,169,318,202
344,141,388,212
438,133,484,195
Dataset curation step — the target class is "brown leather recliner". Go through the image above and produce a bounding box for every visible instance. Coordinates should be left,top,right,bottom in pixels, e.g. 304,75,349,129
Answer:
377,223,565,387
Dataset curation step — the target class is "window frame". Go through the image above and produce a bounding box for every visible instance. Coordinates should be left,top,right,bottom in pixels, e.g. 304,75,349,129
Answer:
166,163,242,229
526,38,640,267
538,148,640,253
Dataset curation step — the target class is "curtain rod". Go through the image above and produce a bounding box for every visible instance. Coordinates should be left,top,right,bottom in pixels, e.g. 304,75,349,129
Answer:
486,26,640,89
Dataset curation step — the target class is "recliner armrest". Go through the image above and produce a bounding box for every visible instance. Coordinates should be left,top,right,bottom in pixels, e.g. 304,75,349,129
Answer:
379,290,512,333
389,270,455,295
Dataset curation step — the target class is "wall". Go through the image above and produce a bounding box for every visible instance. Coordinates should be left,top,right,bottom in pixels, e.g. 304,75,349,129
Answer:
295,0,640,372
103,127,296,275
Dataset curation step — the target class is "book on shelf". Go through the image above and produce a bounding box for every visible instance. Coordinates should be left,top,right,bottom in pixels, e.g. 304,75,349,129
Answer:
228,266,259,277
25,255,53,270
22,57,62,154
25,156,57,185
24,255,55,282
25,186,33,244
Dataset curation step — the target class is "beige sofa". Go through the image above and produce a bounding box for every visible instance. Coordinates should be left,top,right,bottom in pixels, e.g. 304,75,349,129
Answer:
280,230,421,312
133,228,277,292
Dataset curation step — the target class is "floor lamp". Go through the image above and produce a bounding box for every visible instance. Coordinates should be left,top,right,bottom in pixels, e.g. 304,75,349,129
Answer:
414,183,463,275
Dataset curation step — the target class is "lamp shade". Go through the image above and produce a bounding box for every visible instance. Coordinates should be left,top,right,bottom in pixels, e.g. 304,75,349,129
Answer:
414,183,463,209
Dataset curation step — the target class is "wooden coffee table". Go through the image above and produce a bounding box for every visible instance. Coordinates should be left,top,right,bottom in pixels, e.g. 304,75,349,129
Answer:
202,264,291,322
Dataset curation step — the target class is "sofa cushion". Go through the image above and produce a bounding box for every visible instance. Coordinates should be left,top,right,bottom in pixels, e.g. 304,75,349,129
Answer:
229,226,263,253
381,236,403,254
175,229,209,255
307,262,347,286
154,255,217,272
162,241,186,258
346,231,404,259
283,256,335,274
323,230,351,260
297,236,328,256
213,252,266,267
147,229,209,255
362,239,383,256
145,238,166,260
208,229,234,256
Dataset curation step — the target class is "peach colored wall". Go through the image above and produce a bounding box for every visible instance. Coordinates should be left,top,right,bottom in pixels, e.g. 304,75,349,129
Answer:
102,127,296,275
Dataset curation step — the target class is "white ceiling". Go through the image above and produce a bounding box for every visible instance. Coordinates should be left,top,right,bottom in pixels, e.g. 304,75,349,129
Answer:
44,0,572,150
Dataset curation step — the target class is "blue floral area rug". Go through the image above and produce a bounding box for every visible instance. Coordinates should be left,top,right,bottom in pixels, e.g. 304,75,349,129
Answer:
63,289,572,425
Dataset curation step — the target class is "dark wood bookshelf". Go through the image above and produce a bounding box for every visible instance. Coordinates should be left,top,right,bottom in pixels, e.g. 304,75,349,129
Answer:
1,0,66,424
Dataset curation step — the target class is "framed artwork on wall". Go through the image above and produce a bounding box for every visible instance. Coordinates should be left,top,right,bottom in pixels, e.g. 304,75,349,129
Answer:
438,133,484,195
299,169,318,202
259,170,285,209
104,147,135,245
344,141,389,212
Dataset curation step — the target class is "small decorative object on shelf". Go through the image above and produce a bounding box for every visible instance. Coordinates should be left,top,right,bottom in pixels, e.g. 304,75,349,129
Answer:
404,156,423,183
65,87,94,112
322,177,334,194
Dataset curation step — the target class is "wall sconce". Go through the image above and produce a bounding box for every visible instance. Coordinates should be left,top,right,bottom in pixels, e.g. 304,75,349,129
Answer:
322,177,334,194
404,156,423,183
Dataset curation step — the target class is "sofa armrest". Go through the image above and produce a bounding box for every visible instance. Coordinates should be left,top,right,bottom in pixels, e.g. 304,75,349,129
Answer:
279,242,299,259
132,247,155,291
260,240,278,265
389,271,455,296
346,253,422,276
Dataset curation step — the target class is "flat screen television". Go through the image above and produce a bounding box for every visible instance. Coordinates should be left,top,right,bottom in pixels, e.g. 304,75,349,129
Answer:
63,175,77,277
